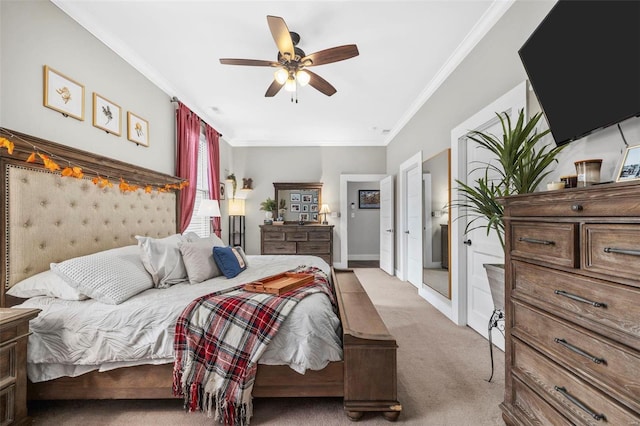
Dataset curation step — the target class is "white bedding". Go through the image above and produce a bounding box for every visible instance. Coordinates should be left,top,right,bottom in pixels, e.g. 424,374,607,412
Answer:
14,255,343,382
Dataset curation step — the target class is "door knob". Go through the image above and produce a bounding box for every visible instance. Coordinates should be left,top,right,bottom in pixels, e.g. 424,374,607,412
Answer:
463,239,472,246
386,229,393,232
405,230,410,234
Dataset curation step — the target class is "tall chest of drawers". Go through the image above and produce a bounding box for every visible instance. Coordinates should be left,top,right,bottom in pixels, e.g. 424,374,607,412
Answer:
501,182,640,425
260,224,334,266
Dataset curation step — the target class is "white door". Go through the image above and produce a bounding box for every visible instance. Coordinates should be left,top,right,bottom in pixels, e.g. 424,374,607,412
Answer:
379,175,394,275
464,119,506,348
406,165,422,287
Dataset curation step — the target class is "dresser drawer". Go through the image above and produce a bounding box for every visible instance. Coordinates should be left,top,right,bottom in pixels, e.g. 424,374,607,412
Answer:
583,224,640,286
263,231,285,242
512,261,640,351
285,232,308,242
298,242,330,254
510,222,578,268
0,384,15,425
507,196,640,218
308,231,330,242
510,377,572,425
513,302,640,412
513,340,639,425
262,242,297,254
0,342,16,389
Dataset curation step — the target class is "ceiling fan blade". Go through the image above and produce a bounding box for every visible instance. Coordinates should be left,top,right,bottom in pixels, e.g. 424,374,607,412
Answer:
265,79,284,97
302,44,359,67
306,70,337,96
267,15,295,60
219,58,279,67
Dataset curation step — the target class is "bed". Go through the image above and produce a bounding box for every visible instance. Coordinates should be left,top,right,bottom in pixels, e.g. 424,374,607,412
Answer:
0,128,401,421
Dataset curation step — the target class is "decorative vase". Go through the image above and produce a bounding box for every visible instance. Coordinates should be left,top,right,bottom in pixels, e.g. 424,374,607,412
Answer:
483,263,505,311
265,211,273,221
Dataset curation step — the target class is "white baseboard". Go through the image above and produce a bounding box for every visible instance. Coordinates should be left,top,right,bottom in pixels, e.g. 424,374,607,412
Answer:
347,254,380,261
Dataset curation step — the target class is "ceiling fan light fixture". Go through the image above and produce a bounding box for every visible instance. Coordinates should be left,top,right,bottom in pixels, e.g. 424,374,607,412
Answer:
284,77,297,92
296,70,310,86
274,68,288,84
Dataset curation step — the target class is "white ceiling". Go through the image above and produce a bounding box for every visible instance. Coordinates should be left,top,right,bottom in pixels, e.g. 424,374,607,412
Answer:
52,1,513,147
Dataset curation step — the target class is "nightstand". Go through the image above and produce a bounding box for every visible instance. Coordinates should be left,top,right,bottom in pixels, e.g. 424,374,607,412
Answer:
1,308,40,425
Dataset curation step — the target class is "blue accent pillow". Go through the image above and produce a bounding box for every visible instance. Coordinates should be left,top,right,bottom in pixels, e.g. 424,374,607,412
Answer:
212,246,248,278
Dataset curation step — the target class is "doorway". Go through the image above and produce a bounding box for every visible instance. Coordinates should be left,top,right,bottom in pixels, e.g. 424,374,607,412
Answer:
337,174,386,269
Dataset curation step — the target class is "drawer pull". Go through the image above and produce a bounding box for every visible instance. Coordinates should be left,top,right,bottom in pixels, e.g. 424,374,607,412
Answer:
554,386,605,421
518,237,555,246
554,290,606,308
603,247,640,257
554,338,605,364
571,204,583,212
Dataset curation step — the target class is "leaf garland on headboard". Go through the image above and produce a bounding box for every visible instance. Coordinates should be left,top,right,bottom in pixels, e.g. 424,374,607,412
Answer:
0,131,187,194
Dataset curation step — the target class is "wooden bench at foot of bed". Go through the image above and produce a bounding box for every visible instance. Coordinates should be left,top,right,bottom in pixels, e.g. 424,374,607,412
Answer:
28,268,401,421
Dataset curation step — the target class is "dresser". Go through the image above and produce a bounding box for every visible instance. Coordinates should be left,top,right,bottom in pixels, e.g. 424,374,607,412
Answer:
500,182,640,425
1,308,40,425
260,224,334,266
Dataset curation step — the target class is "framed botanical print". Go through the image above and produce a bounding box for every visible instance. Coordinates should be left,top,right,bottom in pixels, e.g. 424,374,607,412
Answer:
92,93,121,136
43,65,85,121
127,111,149,146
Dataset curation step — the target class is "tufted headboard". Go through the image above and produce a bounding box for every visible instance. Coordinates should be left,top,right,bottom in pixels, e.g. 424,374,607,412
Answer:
1,129,182,306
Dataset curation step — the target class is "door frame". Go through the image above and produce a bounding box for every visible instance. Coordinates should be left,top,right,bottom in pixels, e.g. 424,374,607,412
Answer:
450,81,527,326
398,151,422,281
337,174,387,269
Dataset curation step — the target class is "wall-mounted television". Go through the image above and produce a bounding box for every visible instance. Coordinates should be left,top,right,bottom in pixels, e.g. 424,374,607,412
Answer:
518,0,640,146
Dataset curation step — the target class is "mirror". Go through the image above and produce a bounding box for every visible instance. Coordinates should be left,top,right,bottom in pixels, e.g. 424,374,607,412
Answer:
273,182,323,224
422,149,451,299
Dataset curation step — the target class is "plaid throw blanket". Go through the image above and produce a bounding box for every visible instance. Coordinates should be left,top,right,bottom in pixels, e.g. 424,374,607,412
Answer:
173,266,335,426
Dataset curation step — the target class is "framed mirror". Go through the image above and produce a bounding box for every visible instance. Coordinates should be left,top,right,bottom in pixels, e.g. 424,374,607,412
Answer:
273,182,323,224
422,149,451,299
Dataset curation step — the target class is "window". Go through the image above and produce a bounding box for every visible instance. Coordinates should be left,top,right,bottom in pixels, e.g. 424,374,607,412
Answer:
183,133,211,237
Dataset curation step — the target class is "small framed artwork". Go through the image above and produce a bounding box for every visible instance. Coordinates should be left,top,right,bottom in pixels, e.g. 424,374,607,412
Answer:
302,204,309,212
291,204,300,212
301,194,313,203
359,189,381,209
43,65,85,121
312,213,318,221
290,193,301,202
299,213,309,222
616,144,640,182
219,182,226,200
310,204,318,212
127,111,149,146
92,93,121,136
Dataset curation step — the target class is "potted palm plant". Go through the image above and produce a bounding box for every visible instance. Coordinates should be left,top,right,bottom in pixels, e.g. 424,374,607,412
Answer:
259,197,277,223
455,109,566,382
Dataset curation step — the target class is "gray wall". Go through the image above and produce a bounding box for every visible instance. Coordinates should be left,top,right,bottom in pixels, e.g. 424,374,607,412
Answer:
347,181,380,260
0,0,175,174
230,146,386,258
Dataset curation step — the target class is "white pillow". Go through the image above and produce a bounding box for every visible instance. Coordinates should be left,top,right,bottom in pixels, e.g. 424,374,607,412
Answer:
51,245,153,305
179,234,226,284
136,234,189,288
7,270,88,300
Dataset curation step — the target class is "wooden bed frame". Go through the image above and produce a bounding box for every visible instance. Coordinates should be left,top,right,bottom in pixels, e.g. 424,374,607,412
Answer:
0,129,401,421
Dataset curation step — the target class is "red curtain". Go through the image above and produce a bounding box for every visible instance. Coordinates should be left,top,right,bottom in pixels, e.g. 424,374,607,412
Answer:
205,124,221,238
176,102,201,232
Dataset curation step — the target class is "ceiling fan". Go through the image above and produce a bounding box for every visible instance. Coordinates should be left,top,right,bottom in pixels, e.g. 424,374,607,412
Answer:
219,15,359,99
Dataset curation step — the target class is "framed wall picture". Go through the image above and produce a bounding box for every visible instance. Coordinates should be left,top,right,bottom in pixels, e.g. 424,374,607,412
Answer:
299,213,309,222
290,204,300,212
219,182,226,200
43,65,85,121
359,189,380,209
92,93,121,136
290,193,301,202
127,111,149,146
301,194,313,203
616,144,640,182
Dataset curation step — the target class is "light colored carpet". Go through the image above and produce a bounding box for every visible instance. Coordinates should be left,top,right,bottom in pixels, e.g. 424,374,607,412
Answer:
29,268,505,425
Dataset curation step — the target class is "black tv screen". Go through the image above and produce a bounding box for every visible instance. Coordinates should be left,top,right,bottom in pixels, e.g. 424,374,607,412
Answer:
519,0,640,146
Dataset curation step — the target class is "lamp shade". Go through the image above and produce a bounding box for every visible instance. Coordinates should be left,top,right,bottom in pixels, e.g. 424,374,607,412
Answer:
319,204,331,214
197,199,221,217
228,199,246,216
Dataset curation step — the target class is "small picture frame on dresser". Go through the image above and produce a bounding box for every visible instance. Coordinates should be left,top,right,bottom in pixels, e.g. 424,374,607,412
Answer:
616,144,640,182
